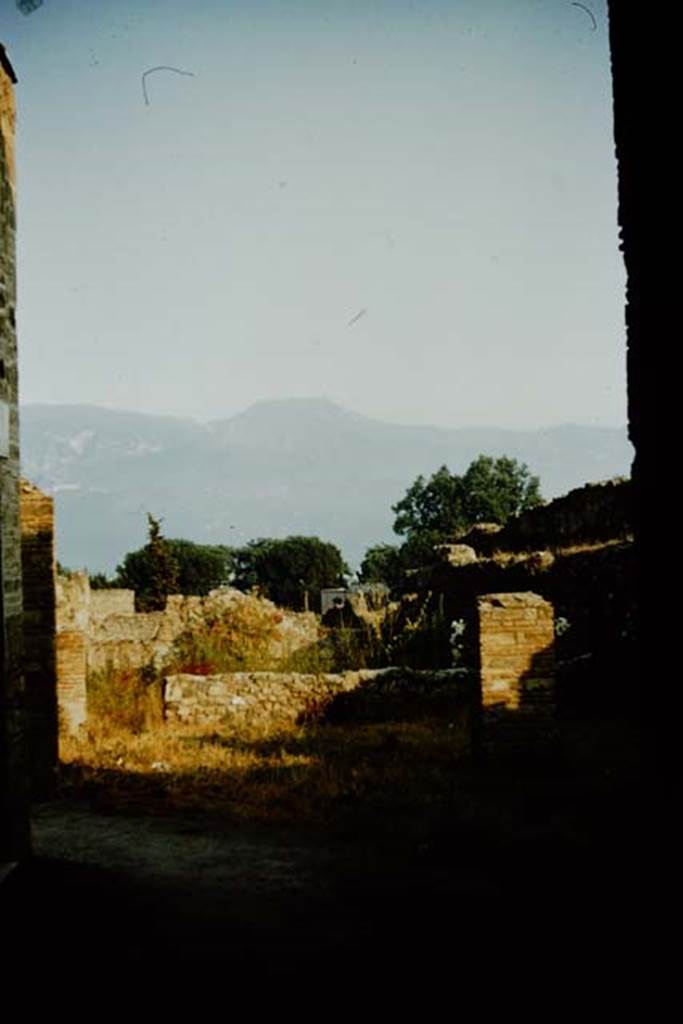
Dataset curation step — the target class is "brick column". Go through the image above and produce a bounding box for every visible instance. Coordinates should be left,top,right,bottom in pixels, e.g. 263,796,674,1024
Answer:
477,592,556,755
20,479,58,796
55,573,90,733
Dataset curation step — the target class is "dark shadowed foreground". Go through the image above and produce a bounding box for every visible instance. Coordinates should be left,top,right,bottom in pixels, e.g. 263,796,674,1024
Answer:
1,702,644,997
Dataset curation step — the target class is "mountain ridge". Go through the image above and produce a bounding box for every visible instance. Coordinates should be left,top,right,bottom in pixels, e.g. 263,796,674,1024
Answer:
20,399,633,574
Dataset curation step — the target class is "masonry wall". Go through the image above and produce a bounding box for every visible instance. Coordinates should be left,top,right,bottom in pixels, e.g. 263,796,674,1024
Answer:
54,580,322,730
457,479,632,557
20,479,57,796
0,50,29,860
164,667,473,732
428,539,634,669
88,590,319,675
90,588,135,619
55,572,89,733
500,479,632,552
477,592,556,755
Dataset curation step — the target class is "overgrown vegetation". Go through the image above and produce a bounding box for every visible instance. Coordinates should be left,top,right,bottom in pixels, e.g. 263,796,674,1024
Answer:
87,662,163,735
167,599,286,675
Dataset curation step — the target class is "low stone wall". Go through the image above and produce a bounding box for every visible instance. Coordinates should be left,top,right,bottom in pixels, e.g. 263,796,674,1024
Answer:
55,578,322,728
164,668,472,730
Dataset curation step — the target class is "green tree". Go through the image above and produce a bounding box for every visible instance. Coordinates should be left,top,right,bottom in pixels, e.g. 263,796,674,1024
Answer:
114,513,180,611
232,535,349,612
164,540,234,595
114,533,234,606
358,544,404,597
387,455,542,581
393,456,541,544
89,572,113,589
392,465,467,540
461,455,541,524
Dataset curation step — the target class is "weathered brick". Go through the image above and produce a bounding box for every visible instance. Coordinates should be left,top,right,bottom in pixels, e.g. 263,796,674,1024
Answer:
20,479,58,796
0,49,30,859
477,592,557,755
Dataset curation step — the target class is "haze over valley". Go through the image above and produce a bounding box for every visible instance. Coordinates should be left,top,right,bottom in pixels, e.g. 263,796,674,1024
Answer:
22,398,632,573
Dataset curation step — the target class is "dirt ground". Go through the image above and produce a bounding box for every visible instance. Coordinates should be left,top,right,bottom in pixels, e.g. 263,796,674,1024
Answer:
0,693,645,999
8,799,498,972
2,757,645,999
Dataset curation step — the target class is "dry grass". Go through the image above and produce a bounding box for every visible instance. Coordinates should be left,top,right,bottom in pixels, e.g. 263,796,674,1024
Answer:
58,715,471,829
488,537,632,567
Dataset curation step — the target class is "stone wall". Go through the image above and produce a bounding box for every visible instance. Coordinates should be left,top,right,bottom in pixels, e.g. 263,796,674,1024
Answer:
459,478,632,556
86,589,319,674
164,667,472,731
0,45,29,859
20,479,58,795
477,592,556,755
428,538,634,669
55,579,322,728
90,588,135,619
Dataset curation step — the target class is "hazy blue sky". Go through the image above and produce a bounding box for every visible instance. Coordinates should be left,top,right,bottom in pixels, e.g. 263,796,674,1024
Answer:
3,0,626,429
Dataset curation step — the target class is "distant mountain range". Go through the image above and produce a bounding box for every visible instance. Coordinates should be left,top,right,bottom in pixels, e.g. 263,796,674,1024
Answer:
20,399,633,574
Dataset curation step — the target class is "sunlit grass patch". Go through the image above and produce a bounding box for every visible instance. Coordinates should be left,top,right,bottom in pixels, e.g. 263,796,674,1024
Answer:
58,715,470,828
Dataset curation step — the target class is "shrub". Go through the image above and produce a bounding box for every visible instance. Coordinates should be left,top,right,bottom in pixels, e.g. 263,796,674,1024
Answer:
88,661,163,734
167,598,284,675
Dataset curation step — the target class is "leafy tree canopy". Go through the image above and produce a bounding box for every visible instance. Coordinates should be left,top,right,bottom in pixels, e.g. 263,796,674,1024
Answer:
114,531,234,608
362,456,542,591
164,540,234,596
232,535,349,612
392,455,541,543
393,465,466,539
89,572,112,589
460,455,542,525
358,544,404,597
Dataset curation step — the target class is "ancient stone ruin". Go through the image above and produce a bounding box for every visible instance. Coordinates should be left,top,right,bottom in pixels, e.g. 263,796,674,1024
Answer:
54,573,321,733
12,468,564,762
477,592,556,755
165,667,471,731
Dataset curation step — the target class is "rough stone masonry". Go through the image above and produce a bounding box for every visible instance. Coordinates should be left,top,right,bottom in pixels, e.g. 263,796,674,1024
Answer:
54,575,321,732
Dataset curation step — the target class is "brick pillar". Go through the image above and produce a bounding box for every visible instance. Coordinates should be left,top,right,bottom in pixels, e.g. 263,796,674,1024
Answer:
20,479,58,796
55,572,90,733
477,592,556,756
